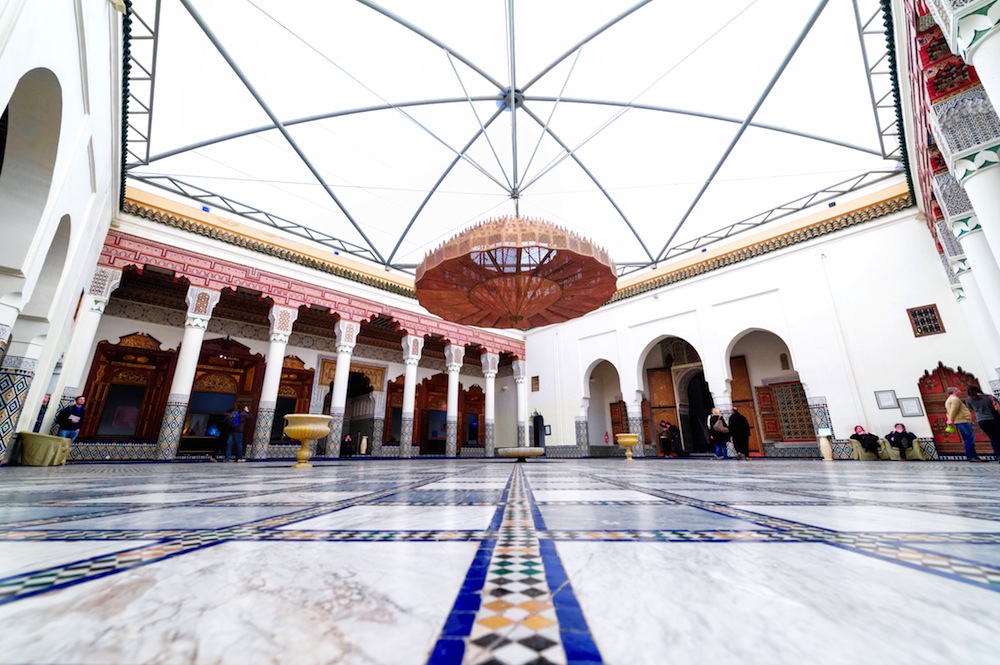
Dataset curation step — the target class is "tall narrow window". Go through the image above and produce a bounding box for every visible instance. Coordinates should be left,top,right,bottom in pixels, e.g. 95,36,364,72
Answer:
779,353,790,370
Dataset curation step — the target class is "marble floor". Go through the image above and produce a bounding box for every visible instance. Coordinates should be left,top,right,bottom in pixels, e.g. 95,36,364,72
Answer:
2,458,1000,664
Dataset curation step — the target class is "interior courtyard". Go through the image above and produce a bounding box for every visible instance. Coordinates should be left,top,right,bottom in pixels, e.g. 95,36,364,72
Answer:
4,0,1000,663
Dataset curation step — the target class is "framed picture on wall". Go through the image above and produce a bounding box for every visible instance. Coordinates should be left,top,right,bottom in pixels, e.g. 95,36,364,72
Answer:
875,390,898,409
898,397,924,417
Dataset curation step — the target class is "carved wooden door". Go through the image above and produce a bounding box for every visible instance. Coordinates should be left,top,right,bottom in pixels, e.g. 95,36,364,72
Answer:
647,367,679,455
609,400,628,437
730,356,764,455
919,362,987,455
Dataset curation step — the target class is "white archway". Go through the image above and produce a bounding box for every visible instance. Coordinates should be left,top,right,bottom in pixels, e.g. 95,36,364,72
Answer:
726,328,813,453
0,68,62,294
585,359,621,447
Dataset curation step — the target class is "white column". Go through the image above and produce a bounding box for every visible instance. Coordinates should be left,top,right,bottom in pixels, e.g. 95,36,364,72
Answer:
445,344,463,458
481,351,498,457
627,395,645,458
327,319,359,459
43,267,122,434
953,219,1000,336
971,25,1000,108
154,287,220,460
952,259,1000,378
513,359,528,447
400,335,423,458
937,220,1000,381
929,90,1000,262
249,304,299,459
962,168,1000,263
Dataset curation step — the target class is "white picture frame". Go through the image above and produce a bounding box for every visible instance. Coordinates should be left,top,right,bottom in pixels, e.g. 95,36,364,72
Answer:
898,397,924,417
875,390,898,409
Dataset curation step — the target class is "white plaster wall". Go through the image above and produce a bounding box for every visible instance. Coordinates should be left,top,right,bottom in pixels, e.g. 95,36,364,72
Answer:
526,202,982,441
2,1,122,424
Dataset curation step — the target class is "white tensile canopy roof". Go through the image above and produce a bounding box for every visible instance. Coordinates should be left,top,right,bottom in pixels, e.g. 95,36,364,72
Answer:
124,0,902,279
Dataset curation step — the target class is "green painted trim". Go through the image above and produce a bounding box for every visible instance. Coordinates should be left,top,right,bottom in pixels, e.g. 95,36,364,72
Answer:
958,1,1000,59
954,143,1000,184
118,0,132,212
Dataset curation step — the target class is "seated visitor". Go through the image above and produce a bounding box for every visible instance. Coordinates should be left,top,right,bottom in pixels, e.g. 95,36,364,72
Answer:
884,423,916,461
850,425,881,458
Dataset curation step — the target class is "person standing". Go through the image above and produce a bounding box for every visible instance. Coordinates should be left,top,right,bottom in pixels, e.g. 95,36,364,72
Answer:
728,406,751,460
223,407,245,462
965,385,1000,461
33,394,50,433
55,396,86,442
708,408,730,459
884,423,917,461
657,420,671,457
239,404,254,460
945,386,984,462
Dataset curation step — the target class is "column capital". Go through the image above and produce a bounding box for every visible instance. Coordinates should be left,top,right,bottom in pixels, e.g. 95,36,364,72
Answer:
335,319,360,354
512,359,527,379
268,305,299,343
952,215,984,241
926,0,1000,61
444,343,464,368
480,352,499,376
88,267,122,300
184,287,220,328
401,335,424,363
928,86,1000,184
951,255,973,275
514,375,526,385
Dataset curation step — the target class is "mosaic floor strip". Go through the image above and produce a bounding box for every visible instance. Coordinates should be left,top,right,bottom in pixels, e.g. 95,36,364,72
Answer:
2,459,1000,663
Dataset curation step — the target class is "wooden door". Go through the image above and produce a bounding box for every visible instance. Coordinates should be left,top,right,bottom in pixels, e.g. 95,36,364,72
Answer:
610,400,628,437
647,367,679,455
919,362,988,455
729,356,764,455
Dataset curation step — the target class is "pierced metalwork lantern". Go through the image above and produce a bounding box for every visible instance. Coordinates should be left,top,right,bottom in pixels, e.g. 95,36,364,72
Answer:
415,216,617,329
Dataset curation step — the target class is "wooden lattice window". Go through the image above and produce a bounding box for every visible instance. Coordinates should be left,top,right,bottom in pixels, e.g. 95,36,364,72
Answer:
907,304,945,337
531,376,540,392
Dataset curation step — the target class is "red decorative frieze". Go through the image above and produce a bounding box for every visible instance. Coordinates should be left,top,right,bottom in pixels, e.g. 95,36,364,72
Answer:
99,230,525,356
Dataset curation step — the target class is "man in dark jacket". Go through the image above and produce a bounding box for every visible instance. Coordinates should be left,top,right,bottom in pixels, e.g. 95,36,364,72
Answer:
223,408,245,462
728,406,752,460
56,396,86,442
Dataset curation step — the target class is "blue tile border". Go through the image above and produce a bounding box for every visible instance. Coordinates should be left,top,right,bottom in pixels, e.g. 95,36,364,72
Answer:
538,539,602,663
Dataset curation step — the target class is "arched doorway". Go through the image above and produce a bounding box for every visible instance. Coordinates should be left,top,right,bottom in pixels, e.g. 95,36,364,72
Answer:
586,360,622,447
642,337,709,454
678,367,714,453
727,329,807,456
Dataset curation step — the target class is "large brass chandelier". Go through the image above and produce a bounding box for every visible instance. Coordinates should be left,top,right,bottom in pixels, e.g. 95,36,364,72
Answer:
414,216,617,330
